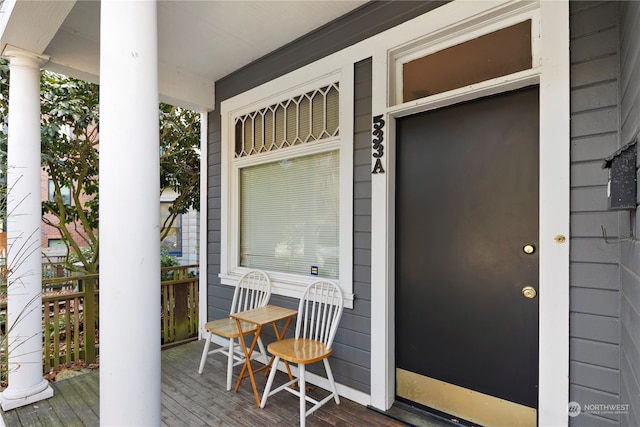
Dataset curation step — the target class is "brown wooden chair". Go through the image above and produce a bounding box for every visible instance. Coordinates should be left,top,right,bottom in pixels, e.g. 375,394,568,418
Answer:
260,280,344,427
198,270,271,390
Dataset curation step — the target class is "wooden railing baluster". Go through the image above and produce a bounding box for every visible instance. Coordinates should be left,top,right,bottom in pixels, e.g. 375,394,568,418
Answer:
0,264,198,381
73,296,80,364
43,301,52,373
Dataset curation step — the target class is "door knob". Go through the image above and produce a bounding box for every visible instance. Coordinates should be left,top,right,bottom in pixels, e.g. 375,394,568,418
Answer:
523,244,535,254
522,286,537,299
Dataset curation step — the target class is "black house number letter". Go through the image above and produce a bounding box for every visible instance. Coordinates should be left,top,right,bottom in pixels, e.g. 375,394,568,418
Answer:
372,114,385,174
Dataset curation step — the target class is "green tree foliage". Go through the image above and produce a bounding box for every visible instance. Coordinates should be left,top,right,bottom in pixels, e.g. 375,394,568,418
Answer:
0,59,8,224
40,71,100,273
0,58,200,273
159,103,200,241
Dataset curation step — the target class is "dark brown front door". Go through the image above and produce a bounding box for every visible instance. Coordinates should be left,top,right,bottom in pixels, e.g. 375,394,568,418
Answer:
395,86,539,426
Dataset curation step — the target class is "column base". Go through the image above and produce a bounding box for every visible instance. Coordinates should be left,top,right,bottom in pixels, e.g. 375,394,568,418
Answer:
0,380,54,411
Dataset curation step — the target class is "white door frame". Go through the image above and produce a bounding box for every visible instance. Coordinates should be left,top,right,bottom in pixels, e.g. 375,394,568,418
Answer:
368,2,569,426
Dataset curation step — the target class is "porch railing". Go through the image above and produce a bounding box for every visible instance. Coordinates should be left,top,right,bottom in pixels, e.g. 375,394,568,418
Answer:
0,264,199,378
42,274,99,373
161,265,200,347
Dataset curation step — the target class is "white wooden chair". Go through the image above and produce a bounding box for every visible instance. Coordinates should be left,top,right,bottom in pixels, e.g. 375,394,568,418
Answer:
260,280,344,427
198,270,271,390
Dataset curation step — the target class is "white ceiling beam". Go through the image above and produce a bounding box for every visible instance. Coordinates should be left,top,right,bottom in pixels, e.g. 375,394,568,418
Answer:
158,61,215,112
0,0,76,56
42,31,216,112
47,58,216,112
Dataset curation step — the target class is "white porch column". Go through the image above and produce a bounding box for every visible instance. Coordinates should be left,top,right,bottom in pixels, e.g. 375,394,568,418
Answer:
0,47,54,411
99,1,161,426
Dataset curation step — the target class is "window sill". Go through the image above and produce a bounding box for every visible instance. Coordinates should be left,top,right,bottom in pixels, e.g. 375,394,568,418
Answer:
219,270,354,309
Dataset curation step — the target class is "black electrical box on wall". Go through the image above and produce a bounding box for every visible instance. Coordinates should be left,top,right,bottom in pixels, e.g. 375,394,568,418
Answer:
602,139,637,210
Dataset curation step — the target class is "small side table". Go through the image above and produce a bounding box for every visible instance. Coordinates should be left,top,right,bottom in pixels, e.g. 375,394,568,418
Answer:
230,304,297,407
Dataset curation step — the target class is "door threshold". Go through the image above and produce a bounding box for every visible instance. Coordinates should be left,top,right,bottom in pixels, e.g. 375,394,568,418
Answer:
368,401,472,427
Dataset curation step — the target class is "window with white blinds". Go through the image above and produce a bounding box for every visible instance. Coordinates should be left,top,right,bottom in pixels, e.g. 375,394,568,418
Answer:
240,150,339,279
223,70,352,301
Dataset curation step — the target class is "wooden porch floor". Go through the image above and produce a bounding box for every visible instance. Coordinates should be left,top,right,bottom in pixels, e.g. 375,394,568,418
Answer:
0,340,412,427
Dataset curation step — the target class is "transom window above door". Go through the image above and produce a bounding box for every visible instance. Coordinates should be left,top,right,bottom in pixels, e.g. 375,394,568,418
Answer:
394,19,535,106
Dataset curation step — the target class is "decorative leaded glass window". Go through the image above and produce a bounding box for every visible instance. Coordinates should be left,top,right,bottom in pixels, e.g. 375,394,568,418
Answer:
234,83,339,157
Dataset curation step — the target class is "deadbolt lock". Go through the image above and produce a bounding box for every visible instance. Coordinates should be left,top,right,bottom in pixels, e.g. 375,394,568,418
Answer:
523,244,535,254
522,286,537,299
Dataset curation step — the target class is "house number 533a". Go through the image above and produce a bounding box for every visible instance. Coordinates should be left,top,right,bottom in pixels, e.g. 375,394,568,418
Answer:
372,114,385,174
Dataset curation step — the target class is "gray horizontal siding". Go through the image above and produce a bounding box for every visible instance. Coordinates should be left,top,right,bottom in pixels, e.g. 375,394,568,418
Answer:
572,187,610,212
570,312,620,344
571,108,618,138
571,383,622,425
206,110,222,298
621,339,640,426
570,238,619,264
571,161,609,187
571,262,620,290
571,338,620,369
571,211,627,238
571,361,620,394
571,56,619,89
571,287,619,317
570,1,618,39
571,27,618,64
571,81,618,113
569,2,622,425
571,133,619,163
619,0,640,425
347,57,374,393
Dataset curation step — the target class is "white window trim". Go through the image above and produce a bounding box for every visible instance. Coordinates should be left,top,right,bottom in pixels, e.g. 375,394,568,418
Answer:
220,66,355,308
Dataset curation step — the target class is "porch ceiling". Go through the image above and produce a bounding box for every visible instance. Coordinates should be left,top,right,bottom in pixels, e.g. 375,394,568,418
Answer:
0,0,367,111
